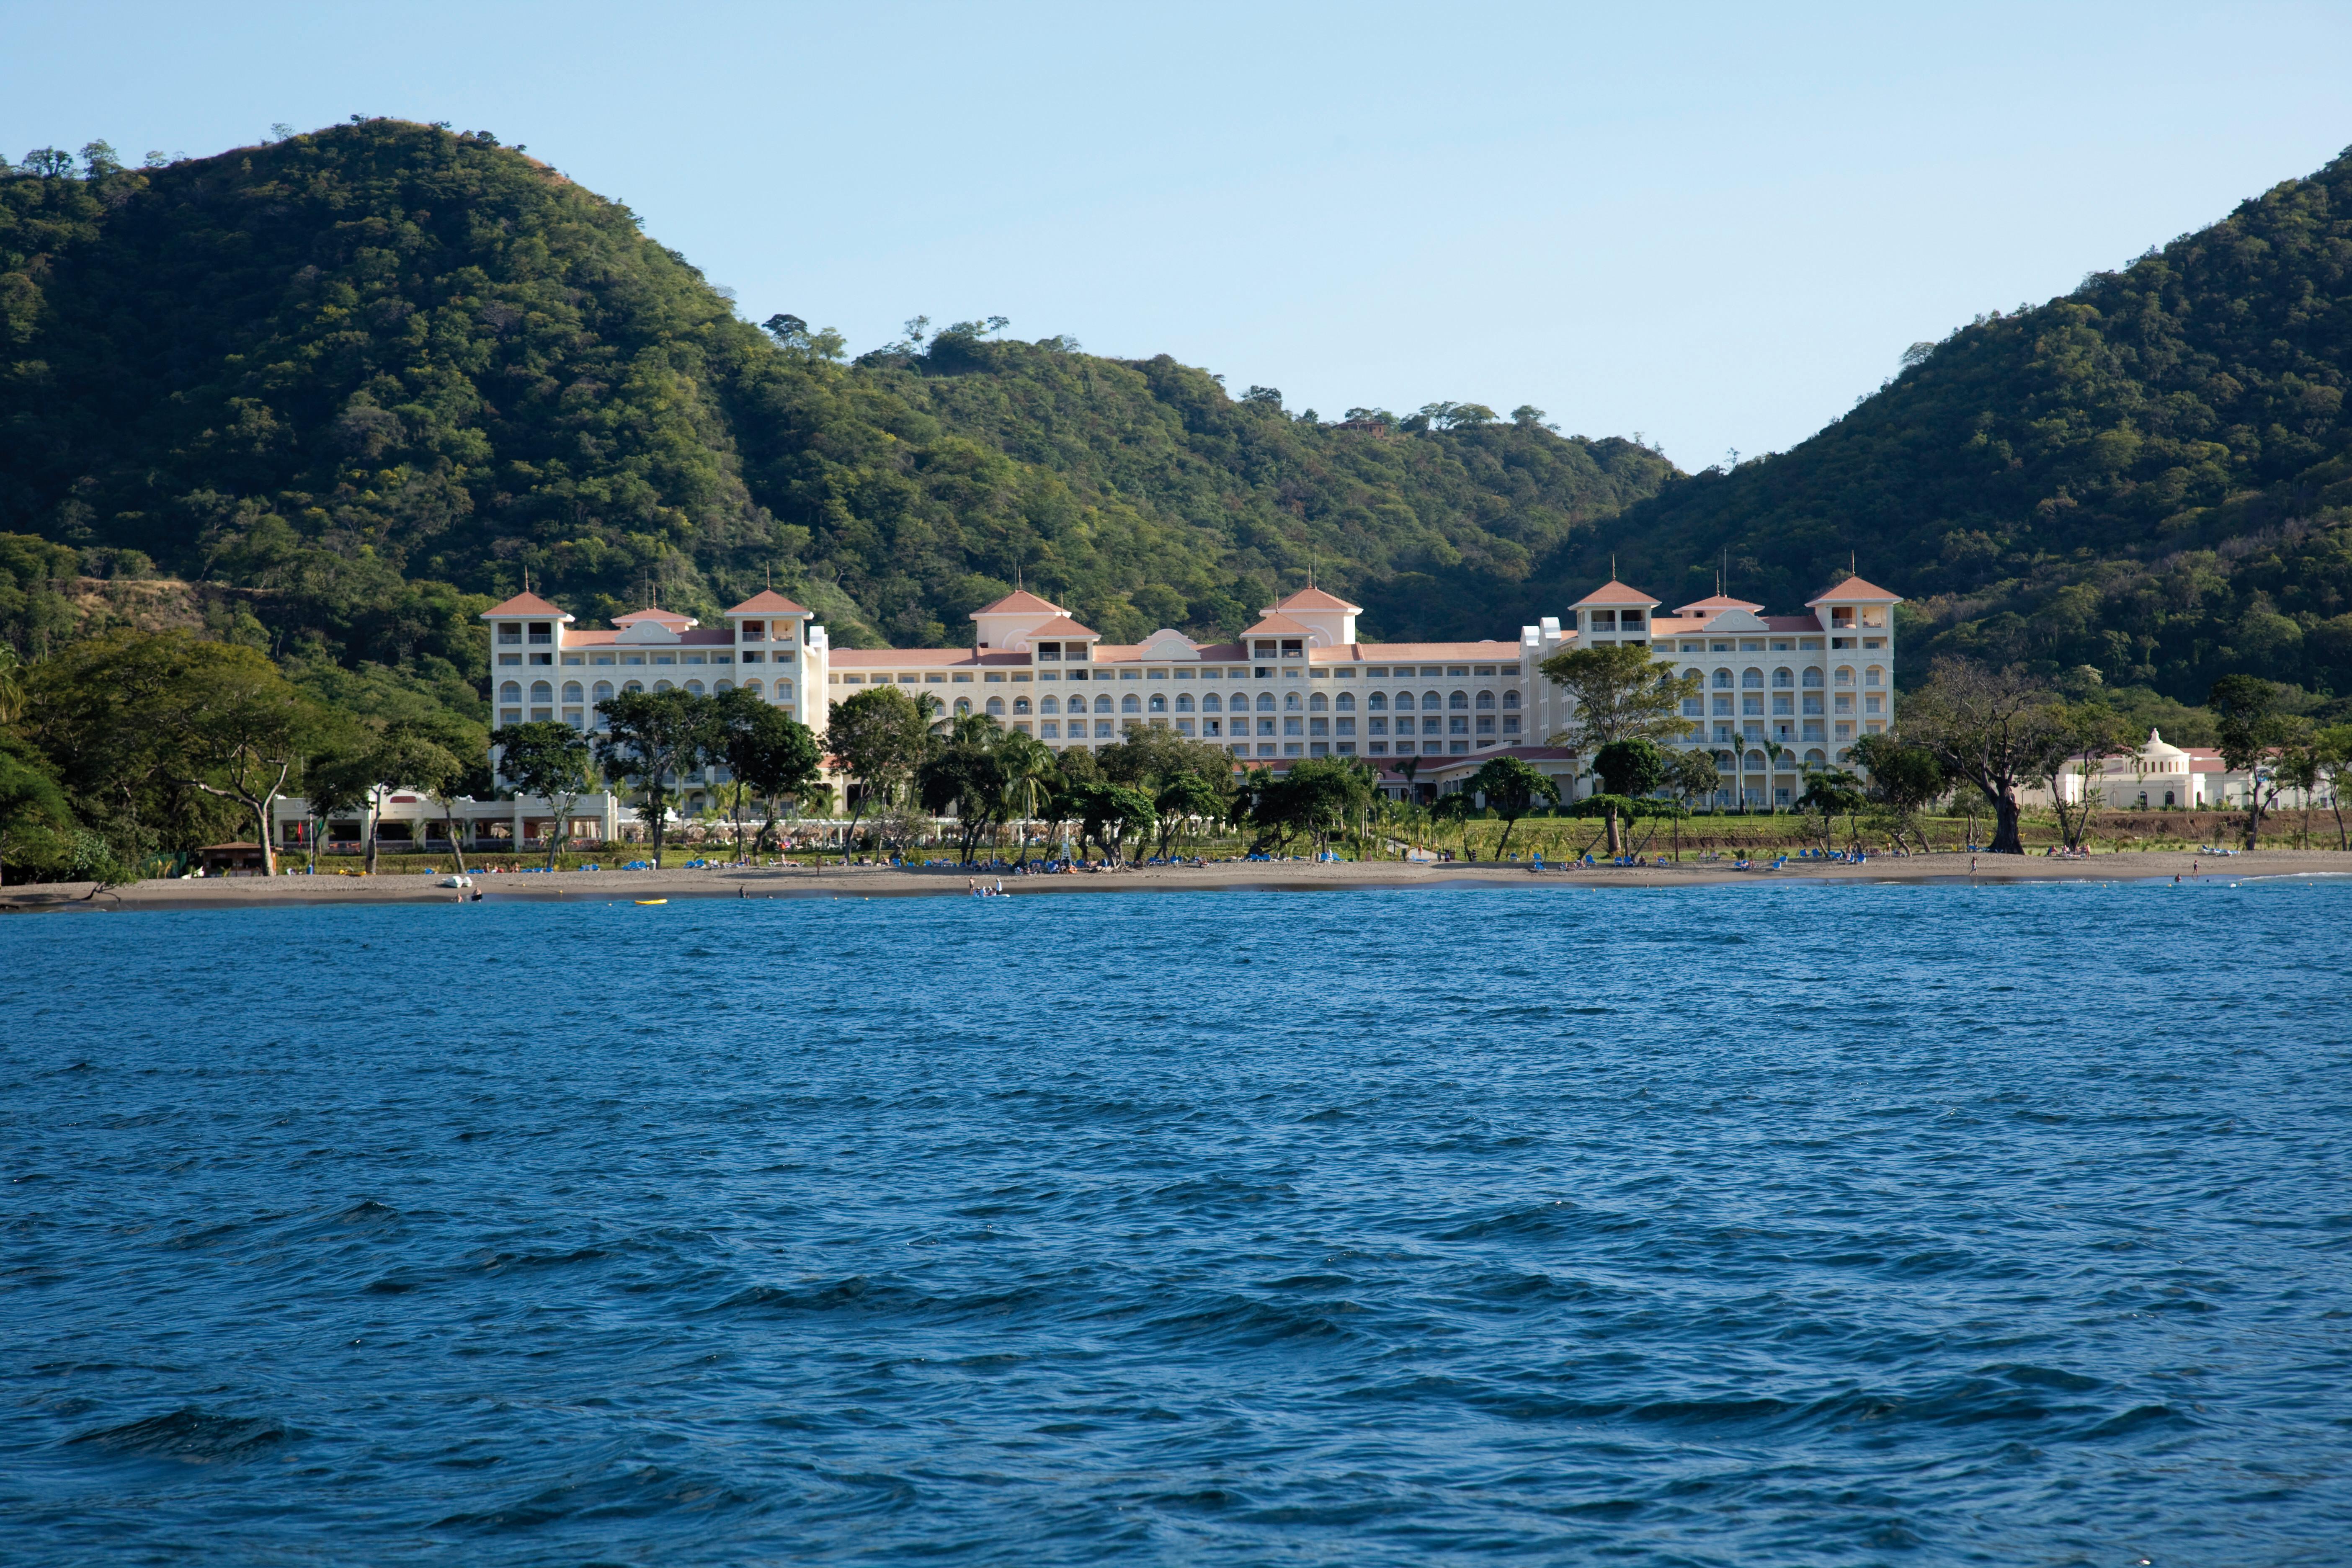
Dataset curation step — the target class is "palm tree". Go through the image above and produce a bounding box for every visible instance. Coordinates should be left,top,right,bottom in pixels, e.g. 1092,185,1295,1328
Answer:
995,730,1056,867
1759,736,1789,812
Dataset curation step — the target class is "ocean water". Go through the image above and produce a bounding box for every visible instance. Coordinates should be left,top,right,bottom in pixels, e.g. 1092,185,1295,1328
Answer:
4,879,2351,1566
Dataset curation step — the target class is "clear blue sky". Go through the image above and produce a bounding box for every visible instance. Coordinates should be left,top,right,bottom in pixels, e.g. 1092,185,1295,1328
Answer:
6,1,2348,470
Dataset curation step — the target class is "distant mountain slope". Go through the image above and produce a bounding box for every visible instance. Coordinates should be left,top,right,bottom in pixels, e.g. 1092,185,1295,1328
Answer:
0,120,1670,676
1566,147,2352,701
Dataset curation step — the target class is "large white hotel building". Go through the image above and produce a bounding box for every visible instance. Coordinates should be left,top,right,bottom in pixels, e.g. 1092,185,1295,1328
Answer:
470,572,1898,815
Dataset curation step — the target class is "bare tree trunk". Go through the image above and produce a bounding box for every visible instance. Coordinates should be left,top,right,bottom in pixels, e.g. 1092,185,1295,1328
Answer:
1988,788,2025,854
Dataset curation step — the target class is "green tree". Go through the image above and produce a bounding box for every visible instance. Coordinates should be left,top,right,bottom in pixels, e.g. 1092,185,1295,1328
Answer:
1849,732,1947,853
825,685,932,863
916,716,1011,863
596,689,712,868
158,642,325,877
1797,769,1869,852
712,689,824,857
1466,755,1560,861
1153,771,1224,861
1431,790,1476,860
1250,757,1371,859
1067,780,1155,863
1897,659,2080,854
994,730,1058,867
2314,724,2352,851
490,720,596,869
2209,674,2297,849
1589,737,1668,855
1661,745,1723,860
0,733,74,885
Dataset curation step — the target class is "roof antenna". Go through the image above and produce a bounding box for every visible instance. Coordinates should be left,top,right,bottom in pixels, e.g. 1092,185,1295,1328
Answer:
1851,549,1857,578
1610,552,1617,583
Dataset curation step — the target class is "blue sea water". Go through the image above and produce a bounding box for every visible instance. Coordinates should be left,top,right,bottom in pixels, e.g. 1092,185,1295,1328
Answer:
4,879,2351,1566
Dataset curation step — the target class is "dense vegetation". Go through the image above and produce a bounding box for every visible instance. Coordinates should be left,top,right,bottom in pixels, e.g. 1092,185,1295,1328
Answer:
0,119,1670,698
1564,146,2352,705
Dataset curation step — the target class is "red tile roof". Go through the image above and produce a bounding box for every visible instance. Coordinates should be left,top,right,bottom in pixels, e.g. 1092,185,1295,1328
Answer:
725,589,810,616
1271,586,1362,613
614,607,696,626
1241,613,1317,638
1571,580,1662,607
1025,615,1099,640
973,590,1066,616
1806,575,1902,604
480,592,571,620
1676,594,1764,613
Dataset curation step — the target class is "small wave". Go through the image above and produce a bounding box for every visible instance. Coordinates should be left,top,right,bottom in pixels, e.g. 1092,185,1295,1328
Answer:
70,1407,290,1463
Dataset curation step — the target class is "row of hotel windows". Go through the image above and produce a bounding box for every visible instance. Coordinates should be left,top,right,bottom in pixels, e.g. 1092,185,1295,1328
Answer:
1685,694,1885,716
495,677,794,729
1695,665,1882,688
497,650,793,668
952,688,1521,717
836,663,1525,683
495,621,797,645
498,678,794,704
1019,715,1522,740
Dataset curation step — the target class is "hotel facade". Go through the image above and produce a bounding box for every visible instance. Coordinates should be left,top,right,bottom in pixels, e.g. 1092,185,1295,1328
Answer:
268,573,1902,851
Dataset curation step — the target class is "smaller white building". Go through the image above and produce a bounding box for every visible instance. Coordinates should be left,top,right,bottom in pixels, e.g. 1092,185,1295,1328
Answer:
2053,729,2247,809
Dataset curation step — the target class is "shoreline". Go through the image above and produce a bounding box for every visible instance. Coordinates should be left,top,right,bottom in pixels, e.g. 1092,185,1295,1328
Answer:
3,849,2339,913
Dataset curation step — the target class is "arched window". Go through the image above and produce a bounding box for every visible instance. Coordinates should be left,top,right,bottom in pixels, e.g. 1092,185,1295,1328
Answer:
1834,666,1854,686
1423,691,1442,710
1148,693,1166,712
1449,691,1469,710
1772,668,1793,688
1257,693,1276,712
745,680,762,698
954,697,972,716
500,681,522,703
1802,668,1823,688
714,679,733,694
593,681,614,703
530,680,554,704
1684,666,1703,683
685,680,704,696
1475,690,1495,710
1201,693,1221,712
1335,691,1354,711
776,679,792,698
561,681,583,704
1284,691,1301,710
1367,691,1387,711
1713,669,1733,689
1803,748,1827,766
1175,693,1194,712
623,680,644,695
1865,666,1884,687
1013,696,1031,714
1121,694,1141,713
1040,696,1060,714
1095,695,1113,714
1742,668,1763,689
1501,690,1519,710
986,696,1005,716
653,680,673,693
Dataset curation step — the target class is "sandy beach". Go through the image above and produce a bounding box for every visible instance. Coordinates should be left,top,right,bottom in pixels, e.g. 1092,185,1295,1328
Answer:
3,848,2339,913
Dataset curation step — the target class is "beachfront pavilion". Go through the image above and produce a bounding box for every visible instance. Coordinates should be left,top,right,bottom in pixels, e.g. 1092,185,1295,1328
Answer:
312,573,1902,843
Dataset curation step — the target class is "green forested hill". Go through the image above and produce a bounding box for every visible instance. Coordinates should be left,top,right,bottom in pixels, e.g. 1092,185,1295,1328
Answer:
11,121,2352,714
0,119,1669,702
1560,147,2352,703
